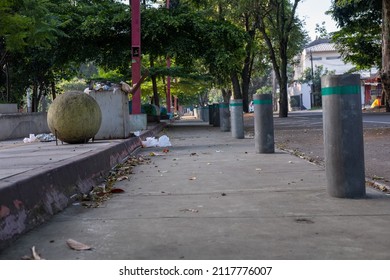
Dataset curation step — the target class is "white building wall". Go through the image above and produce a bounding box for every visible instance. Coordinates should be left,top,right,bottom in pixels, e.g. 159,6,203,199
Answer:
290,42,358,110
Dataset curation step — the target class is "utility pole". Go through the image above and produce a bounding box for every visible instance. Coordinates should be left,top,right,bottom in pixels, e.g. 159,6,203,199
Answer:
310,50,315,107
131,0,141,114
166,0,171,113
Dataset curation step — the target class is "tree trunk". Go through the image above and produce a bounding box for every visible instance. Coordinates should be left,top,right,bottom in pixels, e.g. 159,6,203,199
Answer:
5,62,10,102
221,88,231,102
278,42,289,118
241,16,256,113
279,79,288,118
231,72,242,100
241,56,251,112
32,82,38,112
382,0,390,112
149,56,160,107
51,81,56,100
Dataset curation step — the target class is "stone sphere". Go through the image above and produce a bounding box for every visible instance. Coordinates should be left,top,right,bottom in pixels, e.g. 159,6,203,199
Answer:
47,91,102,144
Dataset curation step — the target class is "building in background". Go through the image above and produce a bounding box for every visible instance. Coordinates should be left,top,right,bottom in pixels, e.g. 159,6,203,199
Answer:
289,38,376,110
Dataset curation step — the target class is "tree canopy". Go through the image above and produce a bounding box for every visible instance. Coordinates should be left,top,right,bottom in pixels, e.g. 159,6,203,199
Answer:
1,0,308,114
329,0,382,70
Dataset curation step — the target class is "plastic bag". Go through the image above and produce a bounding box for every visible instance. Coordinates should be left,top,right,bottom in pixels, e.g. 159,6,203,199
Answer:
142,137,159,147
157,135,171,147
23,134,37,143
141,135,172,148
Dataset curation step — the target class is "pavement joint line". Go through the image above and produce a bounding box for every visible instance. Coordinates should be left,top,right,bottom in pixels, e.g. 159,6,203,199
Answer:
363,121,390,124
50,213,390,222
277,141,390,192
124,189,324,197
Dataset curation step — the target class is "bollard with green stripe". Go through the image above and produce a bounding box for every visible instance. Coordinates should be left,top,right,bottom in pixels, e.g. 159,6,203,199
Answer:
321,74,365,198
229,99,244,139
254,94,274,153
219,102,230,132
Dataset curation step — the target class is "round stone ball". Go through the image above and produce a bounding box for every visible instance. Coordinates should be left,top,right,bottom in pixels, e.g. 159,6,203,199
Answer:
47,91,102,144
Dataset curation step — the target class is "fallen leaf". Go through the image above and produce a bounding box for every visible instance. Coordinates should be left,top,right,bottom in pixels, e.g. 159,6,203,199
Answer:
110,188,125,193
22,246,44,260
66,239,92,251
116,176,129,181
373,175,384,180
162,148,169,153
180,208,199,213
31,246,43,260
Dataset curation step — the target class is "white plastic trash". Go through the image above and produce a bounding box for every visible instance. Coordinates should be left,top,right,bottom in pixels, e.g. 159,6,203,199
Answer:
157,135,171,147
141,135,172,148
142,137,159,147
23,134,37,143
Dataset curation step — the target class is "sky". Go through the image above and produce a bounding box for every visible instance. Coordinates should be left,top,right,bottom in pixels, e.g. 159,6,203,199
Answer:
296,0,338,41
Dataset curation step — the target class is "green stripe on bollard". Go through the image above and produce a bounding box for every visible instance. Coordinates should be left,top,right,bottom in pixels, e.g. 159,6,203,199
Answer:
253,99,272,105
219,103,229,108
229,103,243,107
322,85,360,96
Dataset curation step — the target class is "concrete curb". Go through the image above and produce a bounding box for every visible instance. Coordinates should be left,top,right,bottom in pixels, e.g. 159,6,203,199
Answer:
0,122,166,251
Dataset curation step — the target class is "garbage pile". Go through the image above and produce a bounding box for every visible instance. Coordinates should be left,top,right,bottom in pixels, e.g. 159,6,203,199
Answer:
23,133,56,143
83,81,117,94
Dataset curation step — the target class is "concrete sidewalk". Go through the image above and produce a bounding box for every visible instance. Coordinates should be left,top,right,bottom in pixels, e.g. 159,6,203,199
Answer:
0,123,165,251
1,118,390,259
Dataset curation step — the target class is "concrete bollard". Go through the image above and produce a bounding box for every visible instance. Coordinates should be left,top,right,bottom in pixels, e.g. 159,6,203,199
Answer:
230,99,244,139
219,102,231,132
212,103,220,127
321,74,366,198
209,104,214,125
199,106,209,122
254,94,274,153
194,108,199,119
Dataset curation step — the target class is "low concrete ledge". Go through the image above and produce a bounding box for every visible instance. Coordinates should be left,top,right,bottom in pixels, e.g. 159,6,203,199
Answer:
0,112,50,141
0,122,166,251
0,104,18,114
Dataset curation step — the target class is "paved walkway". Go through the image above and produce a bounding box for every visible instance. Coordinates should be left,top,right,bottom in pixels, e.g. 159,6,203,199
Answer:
1,118,390,259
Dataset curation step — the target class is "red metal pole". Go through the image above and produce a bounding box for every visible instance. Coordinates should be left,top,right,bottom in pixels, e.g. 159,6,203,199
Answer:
166,0,171,113
131,0,141,114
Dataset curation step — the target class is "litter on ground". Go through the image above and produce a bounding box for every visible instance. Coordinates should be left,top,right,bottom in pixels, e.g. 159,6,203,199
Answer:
142,135,172,148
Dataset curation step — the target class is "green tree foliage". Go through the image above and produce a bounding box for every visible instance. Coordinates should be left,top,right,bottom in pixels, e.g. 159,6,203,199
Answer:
0,0,66,103
329,0,382,70
329,0,390,112
141,3,246,107
255,0,308,117
1,0,302,115
0,0,131,107
298,65,335,93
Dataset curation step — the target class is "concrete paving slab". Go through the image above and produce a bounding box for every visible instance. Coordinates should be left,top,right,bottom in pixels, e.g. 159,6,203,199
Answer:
1,119,390,260
0,124,165,250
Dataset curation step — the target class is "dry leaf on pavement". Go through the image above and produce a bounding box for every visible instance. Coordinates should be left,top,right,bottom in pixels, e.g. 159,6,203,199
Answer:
22,246,45,260
180,208,199,213
66,239,92,251
110,188,125,193
116,176,129,181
